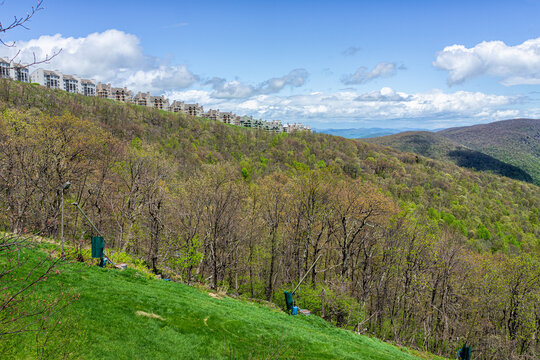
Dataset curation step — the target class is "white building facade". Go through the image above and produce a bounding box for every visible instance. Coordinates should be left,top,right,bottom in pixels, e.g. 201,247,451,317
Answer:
0,58,29,82
31,69,63,90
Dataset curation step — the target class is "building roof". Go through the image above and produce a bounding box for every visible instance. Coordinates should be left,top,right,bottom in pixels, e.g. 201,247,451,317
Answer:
112,87,131,93
134,91,150,98
43,70,61,76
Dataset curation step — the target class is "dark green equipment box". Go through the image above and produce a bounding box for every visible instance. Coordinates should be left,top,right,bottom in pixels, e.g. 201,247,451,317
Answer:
91,236,104,258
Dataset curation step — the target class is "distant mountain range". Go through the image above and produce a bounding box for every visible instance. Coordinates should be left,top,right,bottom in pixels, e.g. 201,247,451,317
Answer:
364,119,540,185
315,127,432,139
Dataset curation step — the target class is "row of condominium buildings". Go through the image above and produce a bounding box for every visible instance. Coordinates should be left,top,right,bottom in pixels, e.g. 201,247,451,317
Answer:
0,59,310,133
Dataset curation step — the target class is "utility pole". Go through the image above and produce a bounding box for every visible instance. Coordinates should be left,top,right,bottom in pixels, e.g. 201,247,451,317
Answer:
72,202,115,266
72,202,102,236
60,181,71,256
293,253,322,294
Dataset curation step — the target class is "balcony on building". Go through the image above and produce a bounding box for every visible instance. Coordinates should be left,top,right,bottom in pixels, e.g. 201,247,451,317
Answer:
63,75,80,93
81,79,96,96
13,64,29,83
0,58,10,79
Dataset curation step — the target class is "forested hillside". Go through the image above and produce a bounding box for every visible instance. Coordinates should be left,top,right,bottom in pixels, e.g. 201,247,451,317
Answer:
0,80,539,359
439,119,540,185
365,131,535,183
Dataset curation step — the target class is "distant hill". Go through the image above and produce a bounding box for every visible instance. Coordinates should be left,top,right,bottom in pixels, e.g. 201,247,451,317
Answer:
316,127,430,139
439,119,540,185
364,131,459,160
365,120,539,184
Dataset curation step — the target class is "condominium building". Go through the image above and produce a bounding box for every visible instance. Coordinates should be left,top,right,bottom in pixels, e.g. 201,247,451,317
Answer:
133,92,152,107
63,75,80,93
283,123,310,133
0,58,10,79
239,116,253,128
185,103,204,117
31,69,63,89
81,79,96,96
264,120,284,133
17,66,311,133
205,109,221,121
113,87,133,103
97,83,132,102
13,64,29,82
253,119,264,129
0,59,29,82
151,95,169,111
170,100,185,113
221,112,235,125
96,83,112,99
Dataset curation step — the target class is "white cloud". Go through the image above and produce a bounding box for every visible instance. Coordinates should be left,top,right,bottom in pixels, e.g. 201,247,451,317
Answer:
206,69,309,99
434,37,540,86
205,78,256,99
0,29,198,92
355,87,410,102
125,65,198,92
342,62,397,85
259,69,308,93
166,87,521,128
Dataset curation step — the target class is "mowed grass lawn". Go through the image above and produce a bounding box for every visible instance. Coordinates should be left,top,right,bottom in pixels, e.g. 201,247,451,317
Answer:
2,245,440,360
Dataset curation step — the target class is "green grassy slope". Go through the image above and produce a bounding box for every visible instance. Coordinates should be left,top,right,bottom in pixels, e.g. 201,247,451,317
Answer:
439,119,540,185
364,130,535,183
3,244,440,360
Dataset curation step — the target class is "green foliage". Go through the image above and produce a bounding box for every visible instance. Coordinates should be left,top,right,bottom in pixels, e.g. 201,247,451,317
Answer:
169,236,204,276
477,223,492,241
366,123,540,185
241,167,250,181
205,151,217,164
260,155,268,168
131,136,142,150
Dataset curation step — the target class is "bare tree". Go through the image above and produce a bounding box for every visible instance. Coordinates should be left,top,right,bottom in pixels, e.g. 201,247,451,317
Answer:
0,234,78,354
0,1,60,66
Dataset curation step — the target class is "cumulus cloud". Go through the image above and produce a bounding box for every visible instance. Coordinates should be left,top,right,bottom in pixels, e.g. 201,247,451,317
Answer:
205,78,255,99
206,69,309,99
342,62,397,85
434,37,540,85
342,46,362,56
166,87,521,128
259,69,308,93
0,29,198,92
355,87,410,102
123,65,198,92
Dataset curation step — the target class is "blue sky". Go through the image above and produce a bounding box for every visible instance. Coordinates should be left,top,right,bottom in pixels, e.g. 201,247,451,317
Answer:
2,0,540,129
